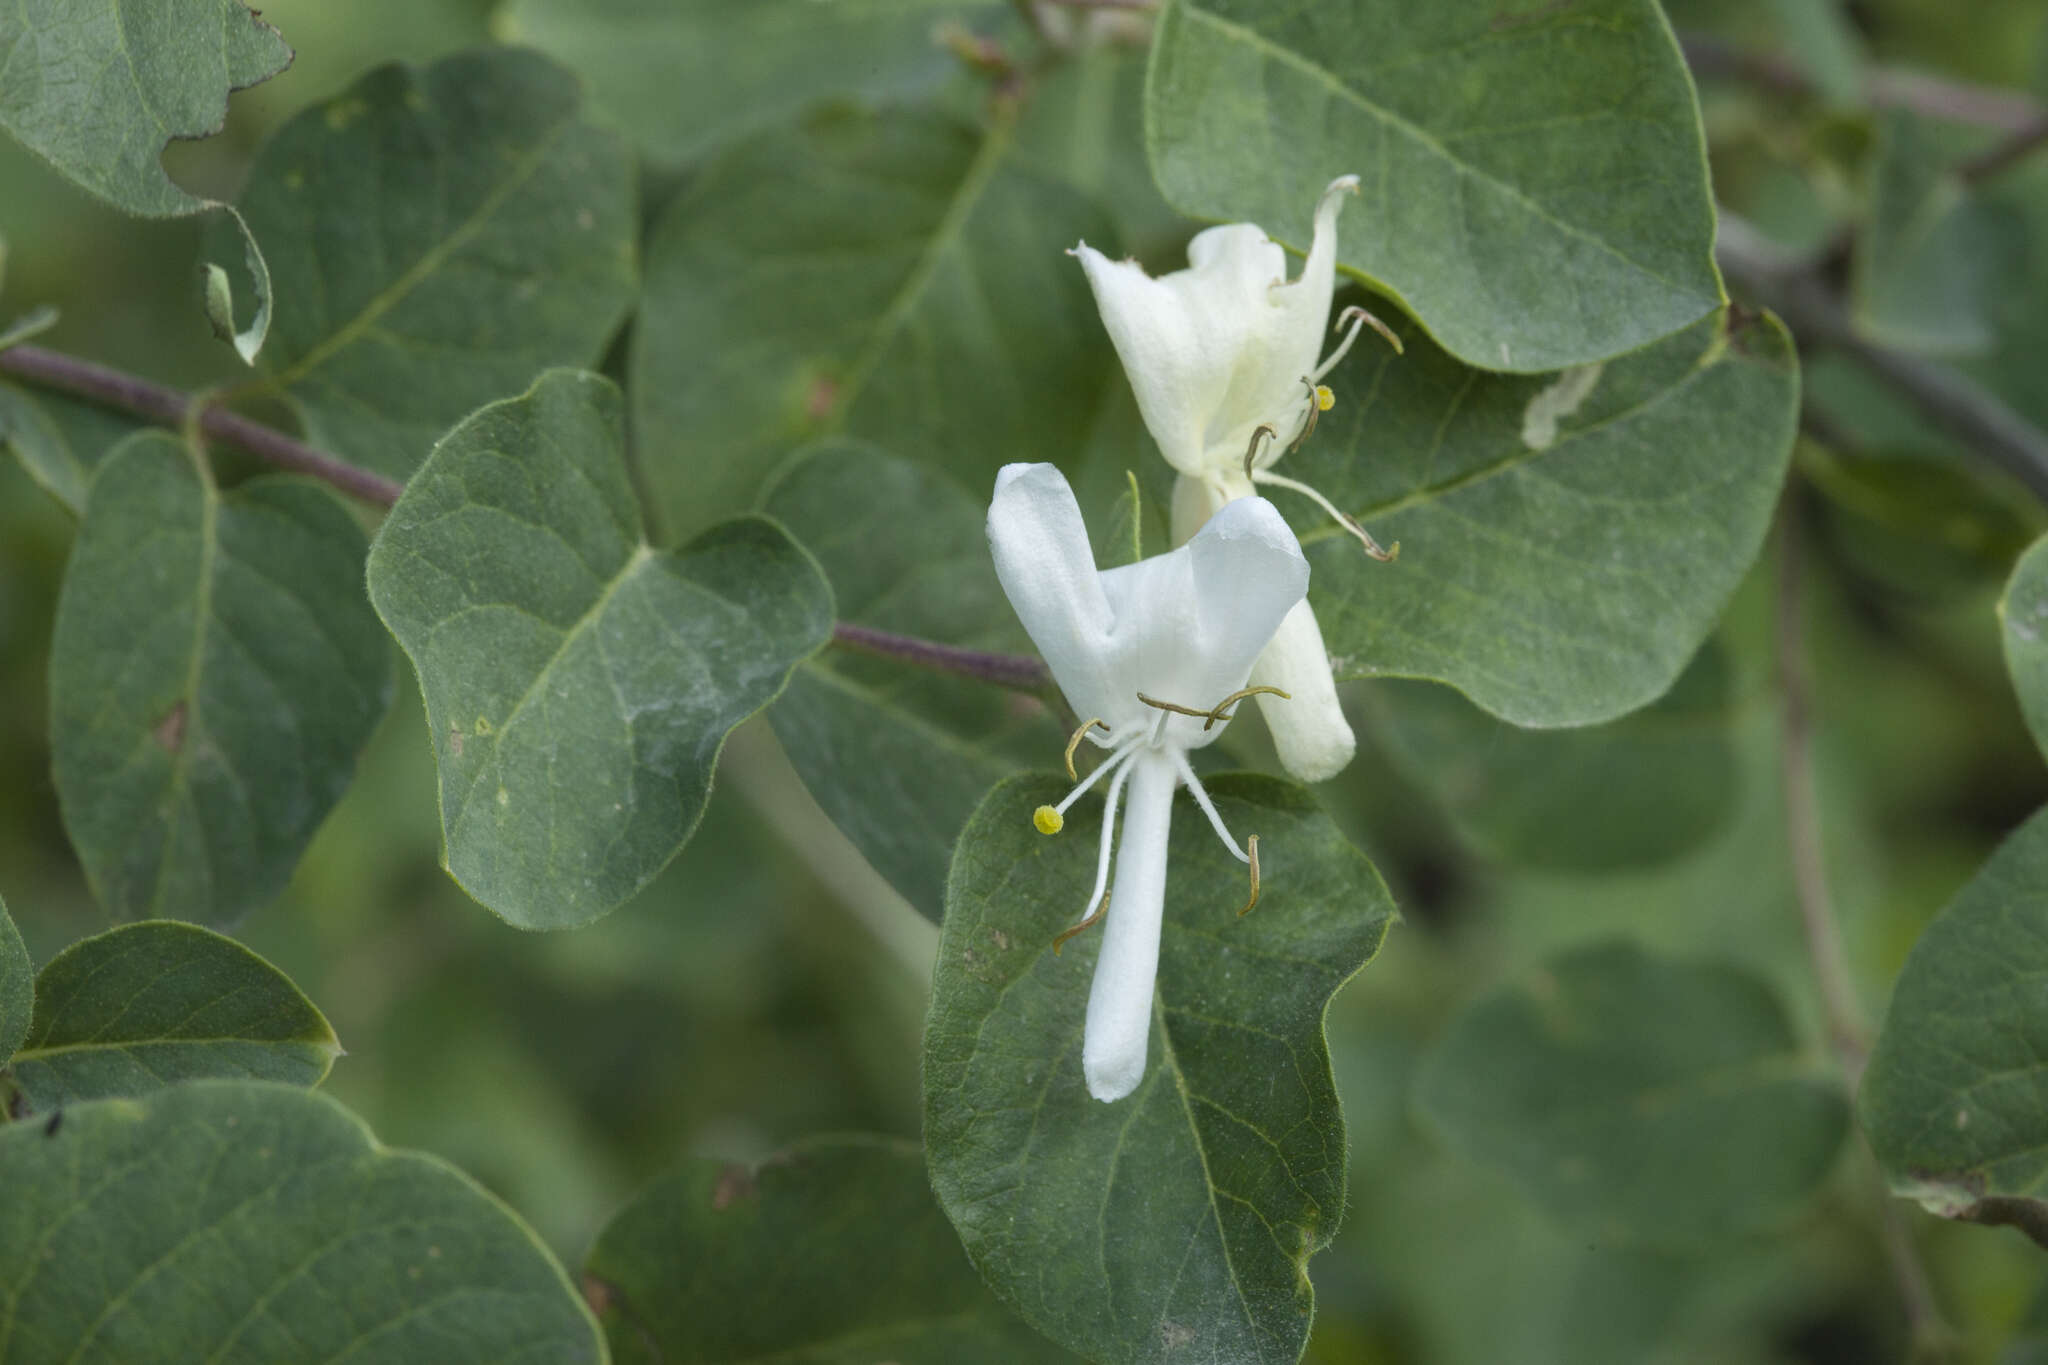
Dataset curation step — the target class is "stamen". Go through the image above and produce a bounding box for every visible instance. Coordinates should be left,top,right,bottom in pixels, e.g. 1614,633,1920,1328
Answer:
1034,806,1064,835
1136,692,1217,722
1242,422,1279,481
1290,379,1322,450
1054,752,1135,953
1251,470,1399,562
1239,835,1261,917
1063,716,1108,781
1052,877,1111,955
1170,750,1249,864
1202,685,1291,731
1312,304,1403,383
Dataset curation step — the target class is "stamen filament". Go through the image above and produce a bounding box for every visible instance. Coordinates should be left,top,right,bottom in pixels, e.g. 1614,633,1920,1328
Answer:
1054,738,1142,817
1312,304,1402,382
1171,750,1248,864
1060,752,1135,948
1252,470,1399,562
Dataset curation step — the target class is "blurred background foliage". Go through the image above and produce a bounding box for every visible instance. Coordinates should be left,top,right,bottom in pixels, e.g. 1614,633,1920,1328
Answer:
7,0,2048,1360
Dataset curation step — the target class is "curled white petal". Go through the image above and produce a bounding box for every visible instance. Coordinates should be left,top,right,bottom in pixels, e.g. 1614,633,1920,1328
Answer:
1084,751,1177,1102
1250,600,1356,784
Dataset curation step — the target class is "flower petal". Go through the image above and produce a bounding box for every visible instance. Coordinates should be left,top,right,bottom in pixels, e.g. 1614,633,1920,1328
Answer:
1073,243,1219,474
1083,750,1177,1102
1183,495,1310,691
986,463,1122,722
1251,599,1356,783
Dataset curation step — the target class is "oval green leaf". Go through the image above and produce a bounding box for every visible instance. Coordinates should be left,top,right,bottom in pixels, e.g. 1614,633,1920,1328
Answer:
632,103,1119,537
497,0,997,168
925,773,1395,1365
9,921,338,1110
1860,807,2048,1246
367,370,835,929
2003,533,2048,759
0,1081,601,1363
220,47,638,477
1367,642,1739,871
1416,940,1849,1247
1146,0,1723,373
1297,308,1797,727
585,1135,1078,1363
0,894,27,1064
762,443,1057,919
50,433,394,924
0,381,141,516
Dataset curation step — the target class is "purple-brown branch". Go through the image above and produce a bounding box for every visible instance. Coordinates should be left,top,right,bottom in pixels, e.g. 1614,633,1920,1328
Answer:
830,622,1049,691
0,344,404,507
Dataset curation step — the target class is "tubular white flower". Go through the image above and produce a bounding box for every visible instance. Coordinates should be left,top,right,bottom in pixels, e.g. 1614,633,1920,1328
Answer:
988,463,1308,1101
1080,175,1380,785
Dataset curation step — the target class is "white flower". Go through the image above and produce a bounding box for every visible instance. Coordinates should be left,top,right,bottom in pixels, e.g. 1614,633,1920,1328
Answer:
1073,176,1399,785
987,462,1308,1102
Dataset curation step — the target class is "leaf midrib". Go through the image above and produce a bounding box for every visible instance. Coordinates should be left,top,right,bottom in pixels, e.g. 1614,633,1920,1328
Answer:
266,101,576,389
13,1035,333,1064
1177,1,1705,298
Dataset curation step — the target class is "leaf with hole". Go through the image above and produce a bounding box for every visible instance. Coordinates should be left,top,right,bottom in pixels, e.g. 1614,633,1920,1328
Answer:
585,1135,1079,1363
217,47,637,476
1145,0,1723,372
925,773,1394,1365
49,433,393,924
0,1081,602,1362
367,370,835,929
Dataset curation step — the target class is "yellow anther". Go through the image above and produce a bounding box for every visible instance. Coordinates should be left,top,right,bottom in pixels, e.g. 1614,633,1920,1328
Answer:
1033,805,1064,835
1314,384,1335,412
1238,835,1262,917
1063,717,1108,781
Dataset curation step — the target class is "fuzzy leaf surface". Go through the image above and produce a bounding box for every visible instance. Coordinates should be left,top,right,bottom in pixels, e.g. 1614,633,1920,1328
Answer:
1146,0,1722,372
49,434,392,923
367,370,835,929
926,774,1394,1365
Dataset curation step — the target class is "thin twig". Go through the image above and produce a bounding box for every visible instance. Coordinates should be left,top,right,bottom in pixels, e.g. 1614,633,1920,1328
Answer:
1777,503,1957,1357
0,344,403,507
1682,32,2045,134
1716,214,2048,504
1775,502,1872,1078
1960,113,2048,183
830,622,1049,692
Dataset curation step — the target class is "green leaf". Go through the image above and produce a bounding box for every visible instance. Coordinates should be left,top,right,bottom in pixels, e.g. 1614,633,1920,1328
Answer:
0,0,290,217
632,103,1119,537
0,1081,602,1363
495,0,996,168
219,48,638,476
367,370,835,929
0,381,144,515
925,773,1395,1365
0,894,27,1065
1145,0,1723,373
1415,940,1849,1247
1298,308,1797,727
2002,533,2048,759
1852,110,2016,356
585,1135,1079,1363
1367,642,1739,870
50,433,393,923
762,443,1054,919
1860,807,2048,1245
9,921,338,1109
